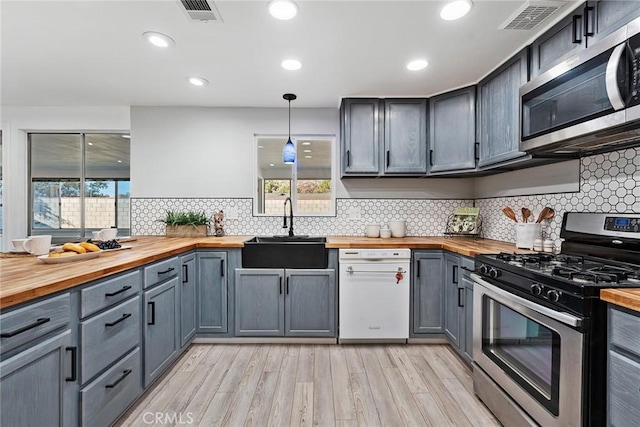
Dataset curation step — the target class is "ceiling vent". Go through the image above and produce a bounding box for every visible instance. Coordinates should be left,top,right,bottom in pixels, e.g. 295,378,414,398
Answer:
499,1,567,31
178,0,223,23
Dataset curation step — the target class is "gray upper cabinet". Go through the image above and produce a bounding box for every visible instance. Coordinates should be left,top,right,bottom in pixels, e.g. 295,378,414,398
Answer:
383,99,428,174
196,251,228,334
428,87,476,173
285,269,336,337
411,252,444,335
341,98,427,177
477,49,529,168
531,1,640,78
1,330,77,427
235,269,285,336
341,98,380,175
180,253,197,346
589,0,640,42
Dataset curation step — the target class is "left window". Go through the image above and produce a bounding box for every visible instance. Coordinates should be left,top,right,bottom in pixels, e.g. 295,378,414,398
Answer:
29,133,130,243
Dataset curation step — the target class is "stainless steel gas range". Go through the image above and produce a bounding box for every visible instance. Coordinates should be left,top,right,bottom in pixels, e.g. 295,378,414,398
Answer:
472,212,640,427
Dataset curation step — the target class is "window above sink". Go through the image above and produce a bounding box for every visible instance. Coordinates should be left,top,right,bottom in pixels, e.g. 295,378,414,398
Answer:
254,135,335,217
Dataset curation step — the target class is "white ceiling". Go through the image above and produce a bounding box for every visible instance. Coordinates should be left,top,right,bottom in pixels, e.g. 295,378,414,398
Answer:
1,0,579,109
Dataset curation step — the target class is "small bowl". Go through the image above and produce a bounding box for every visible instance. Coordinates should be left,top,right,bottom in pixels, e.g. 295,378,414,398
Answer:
380,229,391,238
365,225,380,238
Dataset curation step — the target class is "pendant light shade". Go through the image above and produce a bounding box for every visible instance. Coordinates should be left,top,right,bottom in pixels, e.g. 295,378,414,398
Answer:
283,93,297,164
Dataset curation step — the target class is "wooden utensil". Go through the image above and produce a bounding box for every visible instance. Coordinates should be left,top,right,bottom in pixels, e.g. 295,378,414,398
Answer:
502,207,518,222
522,207,532,223
536,207,555,223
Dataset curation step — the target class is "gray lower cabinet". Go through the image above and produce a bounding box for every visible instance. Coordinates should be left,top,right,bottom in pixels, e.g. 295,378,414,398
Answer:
428,87,476,174
461,267,474,363
285,269,336,337
444,253,474,363
197,251,228,334
477,49,529,169
0,329,77,427
143,276,180,387
411,252,444,335
235,268,336,337
444,253,461,347
180,253,197,346
235,269,284,336
608,305,640,425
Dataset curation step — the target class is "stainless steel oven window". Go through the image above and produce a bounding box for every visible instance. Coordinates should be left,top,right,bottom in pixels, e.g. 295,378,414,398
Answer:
482,295,561,415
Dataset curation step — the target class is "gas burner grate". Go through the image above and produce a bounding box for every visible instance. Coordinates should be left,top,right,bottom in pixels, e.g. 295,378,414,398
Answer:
551,255,584,265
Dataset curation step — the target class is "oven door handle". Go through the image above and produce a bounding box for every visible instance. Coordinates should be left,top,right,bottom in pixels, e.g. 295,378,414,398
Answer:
471,273,582,328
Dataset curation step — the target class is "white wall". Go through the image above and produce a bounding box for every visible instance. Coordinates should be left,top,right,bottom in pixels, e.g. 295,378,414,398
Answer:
0,106,130,248
131,106,475,200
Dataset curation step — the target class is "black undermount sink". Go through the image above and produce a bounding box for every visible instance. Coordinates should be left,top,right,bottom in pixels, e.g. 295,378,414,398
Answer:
242,236,328,268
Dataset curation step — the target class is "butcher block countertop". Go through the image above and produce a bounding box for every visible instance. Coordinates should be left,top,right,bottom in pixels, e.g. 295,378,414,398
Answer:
1,235,527,310
600,289,640,313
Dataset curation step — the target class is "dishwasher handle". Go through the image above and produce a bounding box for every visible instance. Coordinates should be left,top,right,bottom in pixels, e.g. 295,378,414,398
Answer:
345,266,407,274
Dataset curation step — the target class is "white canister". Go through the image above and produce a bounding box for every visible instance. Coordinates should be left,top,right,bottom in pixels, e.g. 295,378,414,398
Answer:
365,225,380,238
515,223,542,250
543,239,555,253
389,220,406,238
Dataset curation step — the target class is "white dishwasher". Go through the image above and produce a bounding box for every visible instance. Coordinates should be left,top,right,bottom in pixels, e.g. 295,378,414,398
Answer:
339,248,411,343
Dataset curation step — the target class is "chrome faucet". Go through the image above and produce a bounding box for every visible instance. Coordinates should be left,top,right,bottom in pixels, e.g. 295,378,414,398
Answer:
283,197,294,237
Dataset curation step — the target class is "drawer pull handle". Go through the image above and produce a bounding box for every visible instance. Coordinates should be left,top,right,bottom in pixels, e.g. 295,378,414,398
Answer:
1,317,50,338
461,266,474,272
105,285,132,297
148,302,156,325
105,313,132,327
158,267,175,275
105,369,132,389
65,346,78,382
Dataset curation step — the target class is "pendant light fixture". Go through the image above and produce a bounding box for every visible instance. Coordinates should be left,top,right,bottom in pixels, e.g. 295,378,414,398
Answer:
283,93,297,164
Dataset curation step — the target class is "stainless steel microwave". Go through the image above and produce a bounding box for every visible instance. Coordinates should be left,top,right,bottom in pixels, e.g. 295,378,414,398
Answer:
520,16,640,155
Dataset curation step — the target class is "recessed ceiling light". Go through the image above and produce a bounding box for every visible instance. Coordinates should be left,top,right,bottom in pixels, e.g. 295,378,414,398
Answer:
187,76,209,86
117,160,123,163
269,163,275,167
301,141,311,146
87,142,93,146
258,145,264,149
440,0,473,21
281,59,302,71
407,59,429,71
305,155,312,159
142,31,175,48
268,0,298,20
303,149,312,153
121,135,131,139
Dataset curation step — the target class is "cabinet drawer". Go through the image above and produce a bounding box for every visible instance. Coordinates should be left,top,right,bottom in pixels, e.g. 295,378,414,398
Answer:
609,350,640,426
81,347,142,427
610,307,640,358
0,293,70,354
144,257,180,289
81,296,140,383
80,270,141,318
460,256,474,274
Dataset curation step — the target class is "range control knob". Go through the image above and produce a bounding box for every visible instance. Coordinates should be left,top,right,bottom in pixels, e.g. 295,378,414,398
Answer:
530,284,542,296
489,268,501,278
546,289,560,303
479,265,489,275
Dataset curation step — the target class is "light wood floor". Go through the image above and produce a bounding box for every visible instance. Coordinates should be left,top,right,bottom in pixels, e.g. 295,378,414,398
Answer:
116,344,500,427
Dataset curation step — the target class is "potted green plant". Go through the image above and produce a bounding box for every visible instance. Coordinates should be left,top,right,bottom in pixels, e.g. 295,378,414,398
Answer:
159,210,210,238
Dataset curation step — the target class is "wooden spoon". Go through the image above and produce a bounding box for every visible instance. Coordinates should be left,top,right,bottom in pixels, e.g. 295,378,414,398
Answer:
502,207,518,222
536,207,555,223
521,207,532,223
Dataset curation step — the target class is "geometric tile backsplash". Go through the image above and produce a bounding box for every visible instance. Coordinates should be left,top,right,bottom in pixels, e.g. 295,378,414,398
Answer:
132,147,638,245
476,146,639,246
131,198,474,237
